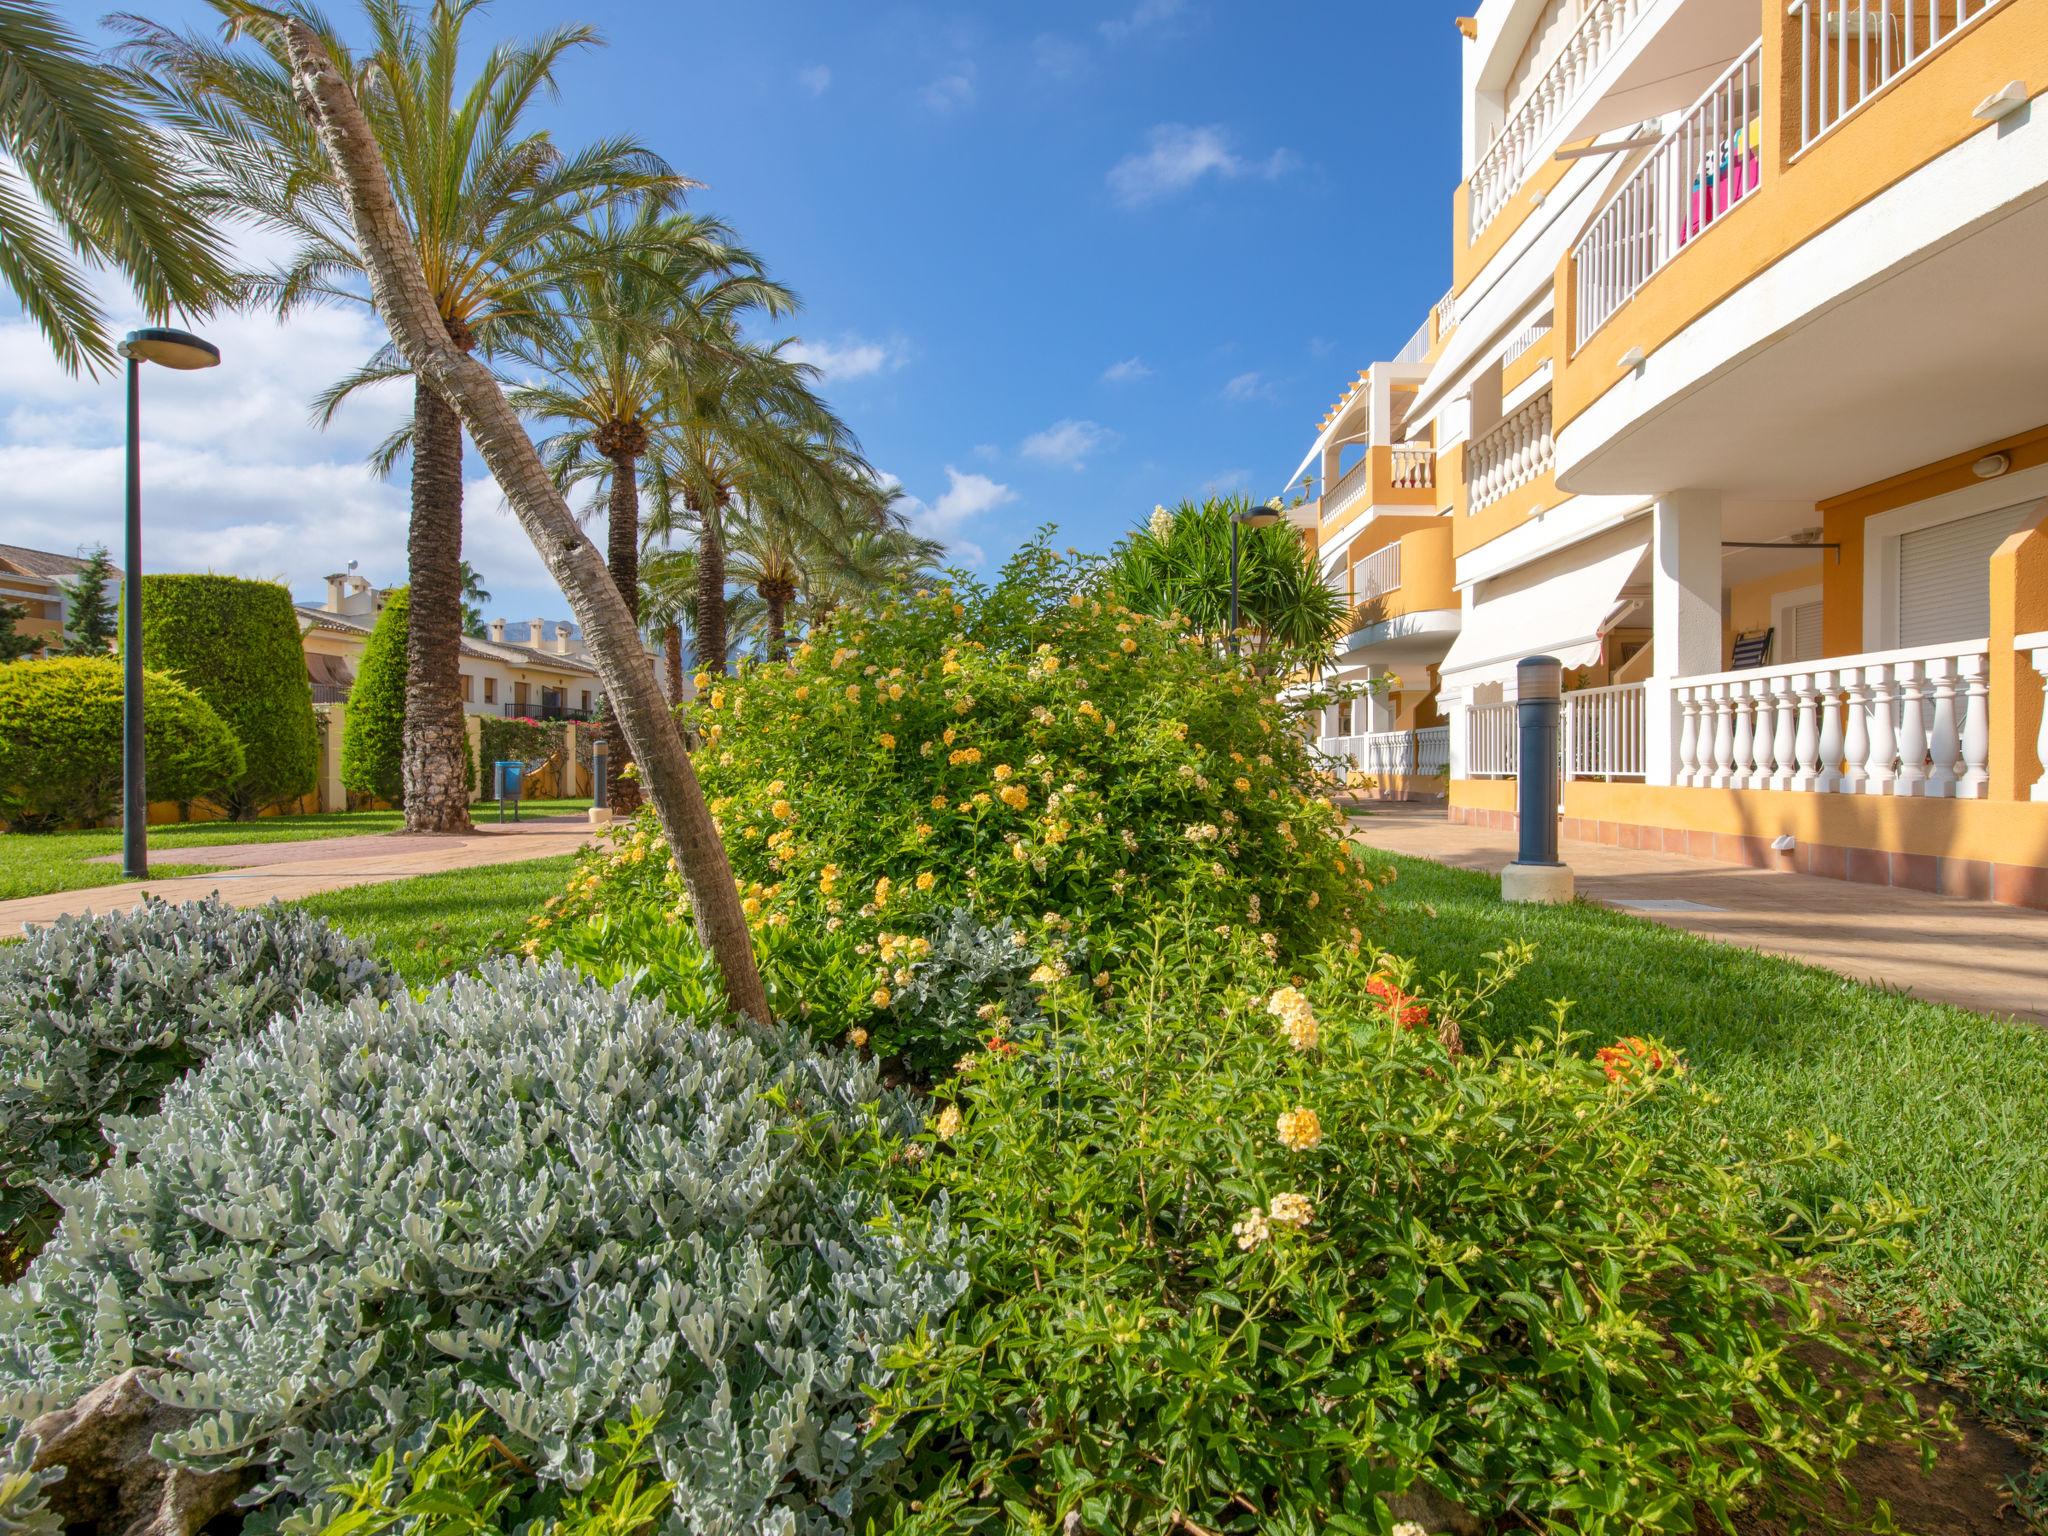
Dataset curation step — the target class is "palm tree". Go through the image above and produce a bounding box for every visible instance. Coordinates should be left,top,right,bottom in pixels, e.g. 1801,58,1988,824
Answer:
800,517,944,632
0,1,232,375
257,6,768,1018
120,0,689,833
458,560,489,637
637,543,695,701
725,464,912,660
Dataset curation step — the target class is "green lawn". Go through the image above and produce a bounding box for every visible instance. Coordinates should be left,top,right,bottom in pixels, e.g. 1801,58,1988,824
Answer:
294,854,577,985
1368,848,2048,1446
0,801,590,902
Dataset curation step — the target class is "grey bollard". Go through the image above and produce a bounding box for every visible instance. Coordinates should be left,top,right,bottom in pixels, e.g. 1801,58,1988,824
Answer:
1502,655,1575,904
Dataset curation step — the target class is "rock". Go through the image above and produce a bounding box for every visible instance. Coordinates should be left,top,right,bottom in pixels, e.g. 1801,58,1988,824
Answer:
23,1369,249,1536
1389,1484,1482,1535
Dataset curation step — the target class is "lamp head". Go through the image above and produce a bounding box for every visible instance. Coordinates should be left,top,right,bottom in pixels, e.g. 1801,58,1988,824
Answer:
118,327,221,371
1234,502,1284,529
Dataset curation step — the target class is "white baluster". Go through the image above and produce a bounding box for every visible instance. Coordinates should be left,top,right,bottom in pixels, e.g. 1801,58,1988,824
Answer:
1864,664,1898,795
2033,647,2048,803
1841,668,1871,792
1676,687,1700,786
1730,684,1755,789
1770,675,1799,791
1747,680,1776,789
1791,674,1821,793
1957,654,1990,800
1923,657,1959,799
1711,683,1737,788
1813,670,1843,794
1894,660,1928,795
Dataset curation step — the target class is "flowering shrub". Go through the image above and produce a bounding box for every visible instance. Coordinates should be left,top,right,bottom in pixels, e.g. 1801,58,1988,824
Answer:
537,542,1383,1063
869,926,1926,1534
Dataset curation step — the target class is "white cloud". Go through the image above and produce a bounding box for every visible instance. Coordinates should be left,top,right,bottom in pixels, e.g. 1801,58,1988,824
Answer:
1202,467,1251,495
783,334,903,382
1101,0,1186,43
1032,33,1089,79
1106,123,1294,208
1102,356,1153,384
1019,418,1117,471
971,442,1001,460
921,66,977,112
798,63,832,96
891,466,1016,566
1222,370,1276,403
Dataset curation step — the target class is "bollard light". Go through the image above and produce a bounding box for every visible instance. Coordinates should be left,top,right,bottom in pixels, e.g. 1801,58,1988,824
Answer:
589,735,611,826
1502,655,1575,904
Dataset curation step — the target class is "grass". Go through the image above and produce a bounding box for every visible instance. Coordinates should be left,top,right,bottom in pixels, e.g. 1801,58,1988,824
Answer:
294,854,577,985
1367,847,2048,1447
0,801,590,902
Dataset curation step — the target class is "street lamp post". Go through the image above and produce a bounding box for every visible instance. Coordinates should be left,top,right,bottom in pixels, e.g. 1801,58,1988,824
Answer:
118,327,221,880
1228,502,1284,660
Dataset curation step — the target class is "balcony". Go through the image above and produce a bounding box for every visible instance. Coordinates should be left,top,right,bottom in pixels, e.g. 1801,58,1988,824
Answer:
1466,389,1555,515
1554,0,2045,500
1321,446,1439,537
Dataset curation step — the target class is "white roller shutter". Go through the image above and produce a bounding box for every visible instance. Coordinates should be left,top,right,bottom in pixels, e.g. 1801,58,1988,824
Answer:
1786,600,1823,662
1897,501,2042,648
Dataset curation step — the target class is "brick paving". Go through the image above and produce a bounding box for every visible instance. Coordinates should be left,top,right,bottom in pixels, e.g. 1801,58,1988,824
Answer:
1349,801,2048,1026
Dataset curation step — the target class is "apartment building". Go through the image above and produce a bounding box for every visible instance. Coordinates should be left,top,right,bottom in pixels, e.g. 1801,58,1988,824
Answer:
0,544,116,654
1293,0,2048,904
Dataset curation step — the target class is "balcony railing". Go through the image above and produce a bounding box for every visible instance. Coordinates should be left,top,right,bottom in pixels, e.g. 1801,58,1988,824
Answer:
1675,639,1991,797
1467,389,1554,514
1468,0,1660,241
1324,456,1372,524
1565,681,1647,780
1356,544,1403,599
1572,41,1765,348
2022,629,2048,801
1466,702,1520,778
1791,0,2007,151
1394,315,1434,365
1389,445,1436,490
1316,727,1451,785
1503,322,1553,367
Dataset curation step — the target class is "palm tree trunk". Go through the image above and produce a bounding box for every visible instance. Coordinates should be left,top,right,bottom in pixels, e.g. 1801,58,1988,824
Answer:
402,381,473,832
279,15,769,1022
605,446,642,815
696,502,727,674
764,592,786,662
664,621,685,699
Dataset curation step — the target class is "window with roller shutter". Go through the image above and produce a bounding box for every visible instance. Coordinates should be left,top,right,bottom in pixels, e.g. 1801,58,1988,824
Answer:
1896,501,2042,648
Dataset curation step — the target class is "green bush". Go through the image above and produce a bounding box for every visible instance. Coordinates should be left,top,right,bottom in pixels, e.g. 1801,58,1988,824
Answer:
870,928,1928,1533
0,656,244,830
0,959,964,1534
538,541,1378,1066
341,587,408,805
0,896,396,1275
139,574,319,817
477,715,564,800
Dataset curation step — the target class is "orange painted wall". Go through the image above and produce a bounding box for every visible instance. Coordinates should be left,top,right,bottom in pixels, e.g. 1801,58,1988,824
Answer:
1556,1,2048,434
1452,466,1570,559
1452,137,1587,299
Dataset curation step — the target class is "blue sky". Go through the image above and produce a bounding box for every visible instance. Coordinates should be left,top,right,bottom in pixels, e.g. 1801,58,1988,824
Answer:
0,0,1459,621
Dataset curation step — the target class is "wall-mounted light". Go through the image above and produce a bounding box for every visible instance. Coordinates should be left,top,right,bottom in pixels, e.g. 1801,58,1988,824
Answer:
1770,834,1796,853
1973,451,2013,479
1617,346,1646,372
1973,81,2028,122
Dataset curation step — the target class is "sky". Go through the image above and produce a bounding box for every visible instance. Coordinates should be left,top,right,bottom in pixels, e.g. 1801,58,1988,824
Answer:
0,0,1461,624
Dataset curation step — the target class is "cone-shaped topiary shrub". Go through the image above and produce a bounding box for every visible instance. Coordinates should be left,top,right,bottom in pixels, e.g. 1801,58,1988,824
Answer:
0,958,965,1535
340,587,408,806
0,896,396,1276
0,656,244,829
138,574,319,818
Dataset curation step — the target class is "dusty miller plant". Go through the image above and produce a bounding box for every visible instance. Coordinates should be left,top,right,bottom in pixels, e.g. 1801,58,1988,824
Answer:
0,958,963,1536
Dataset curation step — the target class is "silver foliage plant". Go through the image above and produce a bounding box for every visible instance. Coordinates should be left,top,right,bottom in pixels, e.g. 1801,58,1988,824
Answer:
0,958,965,1536
0,896,397,1242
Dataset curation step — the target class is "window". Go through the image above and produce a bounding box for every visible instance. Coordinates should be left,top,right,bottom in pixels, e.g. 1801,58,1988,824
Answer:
460,672,473,702
580,690,591,711
1783,601,1824,663
483,677,497,704
1896,500,2043,648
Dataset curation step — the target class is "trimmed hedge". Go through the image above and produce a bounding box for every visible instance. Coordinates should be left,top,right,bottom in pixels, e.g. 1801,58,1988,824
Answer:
0,657,244,830
341,589,407,805
139,574,318,817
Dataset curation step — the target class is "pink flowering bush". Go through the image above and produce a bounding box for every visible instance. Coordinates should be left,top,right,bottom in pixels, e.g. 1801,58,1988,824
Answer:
869,924,1928,1534
537,541,1382,1070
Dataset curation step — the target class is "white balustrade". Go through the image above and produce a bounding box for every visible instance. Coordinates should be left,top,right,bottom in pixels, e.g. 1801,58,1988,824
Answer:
1355,543,1403,600
1324,456,1372,524
1572,42,1765,348
1466,389,1554,514
1388,445,1436,491
1433,289,1457,341
1318,727,1454,787
1503,322,1553,367
1414,726,1451,778
1564,681,1646,780
1790,0,2006,151
1672,640,1992,798
1468,0,1659,241
1466,702,1520,778
1393,316,1434,365
2021,629,2048,802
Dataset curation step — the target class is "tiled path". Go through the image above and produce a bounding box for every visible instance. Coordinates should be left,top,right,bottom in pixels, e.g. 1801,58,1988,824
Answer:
1348,801,2048,1026
0,816,597,931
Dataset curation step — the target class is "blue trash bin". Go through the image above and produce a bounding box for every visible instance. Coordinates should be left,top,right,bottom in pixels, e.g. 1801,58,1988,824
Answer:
494,760,524,821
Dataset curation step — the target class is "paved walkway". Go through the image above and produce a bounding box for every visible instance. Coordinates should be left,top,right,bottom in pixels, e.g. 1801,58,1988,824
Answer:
1349,801,2048,1026
1,816,598,931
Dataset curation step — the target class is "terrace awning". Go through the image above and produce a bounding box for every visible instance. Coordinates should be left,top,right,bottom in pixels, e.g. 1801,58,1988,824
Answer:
1438,521,1649,693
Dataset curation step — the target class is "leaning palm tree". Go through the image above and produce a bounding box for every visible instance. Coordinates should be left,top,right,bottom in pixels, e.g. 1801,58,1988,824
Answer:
0,1,232,374
119,0,689,832
253,6,768,1018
